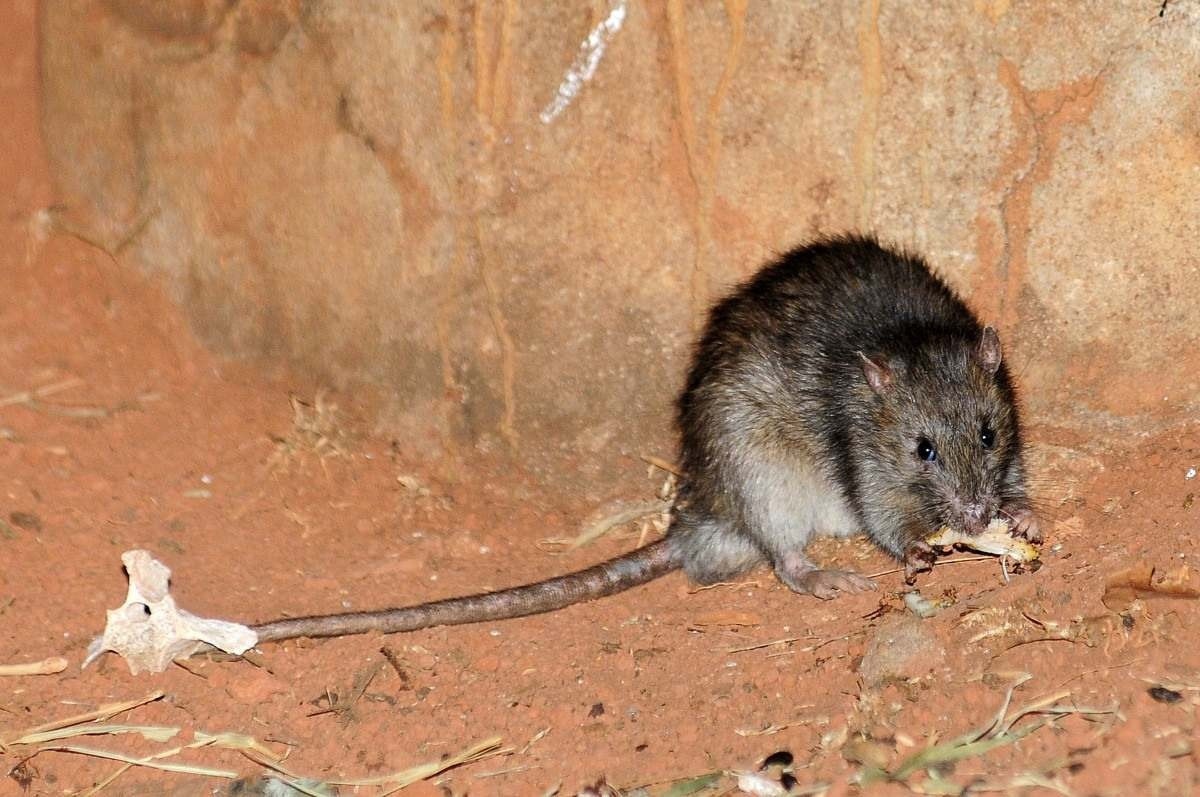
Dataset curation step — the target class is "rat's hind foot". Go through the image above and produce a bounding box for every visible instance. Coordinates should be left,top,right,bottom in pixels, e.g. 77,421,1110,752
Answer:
775,552,875,600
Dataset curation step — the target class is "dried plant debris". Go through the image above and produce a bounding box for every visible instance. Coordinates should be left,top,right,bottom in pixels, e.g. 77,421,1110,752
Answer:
325,736,504,790
854,676,1120,792
1102,562,1200,612
542,468,677,552
268,391,350,469
540,498,671,552
0,377,152,420
85,550,256,674
4,691,503,795
573,499,672,549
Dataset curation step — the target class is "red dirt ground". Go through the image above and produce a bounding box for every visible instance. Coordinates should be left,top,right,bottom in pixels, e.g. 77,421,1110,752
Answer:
3,4,1199,796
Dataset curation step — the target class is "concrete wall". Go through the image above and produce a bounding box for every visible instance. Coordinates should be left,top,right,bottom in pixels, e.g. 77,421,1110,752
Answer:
39,0,1200,492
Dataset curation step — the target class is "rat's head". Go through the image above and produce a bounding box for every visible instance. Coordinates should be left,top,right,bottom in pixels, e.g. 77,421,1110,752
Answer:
856,326,1022,537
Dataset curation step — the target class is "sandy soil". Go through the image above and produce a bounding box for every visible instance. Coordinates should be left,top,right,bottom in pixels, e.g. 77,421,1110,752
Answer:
3,4,1199,796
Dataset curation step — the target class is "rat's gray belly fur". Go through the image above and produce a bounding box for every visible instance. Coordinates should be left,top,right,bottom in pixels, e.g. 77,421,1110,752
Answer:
667,360,860,583
668,447,860,584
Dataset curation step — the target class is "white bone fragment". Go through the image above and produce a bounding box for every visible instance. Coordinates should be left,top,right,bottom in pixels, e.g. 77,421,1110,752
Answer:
84,550,257,674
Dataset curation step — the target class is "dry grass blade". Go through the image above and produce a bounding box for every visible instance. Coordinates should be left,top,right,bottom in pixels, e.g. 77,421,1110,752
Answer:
657,771,722,795
473,764,535,779
0,377,140,419
35,744,238,778
887,719,1048,782
8,723,179,747
3,691,164,743
970,772,1075,796
193,730,286,764
0,378,83,408
78,728,290,795
968,673,1031,743
327,736,504,790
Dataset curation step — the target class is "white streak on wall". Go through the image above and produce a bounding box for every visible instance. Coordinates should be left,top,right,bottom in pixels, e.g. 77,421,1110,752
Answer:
539,0,628,124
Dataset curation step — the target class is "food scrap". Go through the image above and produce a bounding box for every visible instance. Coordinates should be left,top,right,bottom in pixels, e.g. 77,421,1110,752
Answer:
926,518,1040,563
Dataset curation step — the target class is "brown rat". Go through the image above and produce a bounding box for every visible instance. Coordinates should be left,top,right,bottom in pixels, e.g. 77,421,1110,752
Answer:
252,234,1039,643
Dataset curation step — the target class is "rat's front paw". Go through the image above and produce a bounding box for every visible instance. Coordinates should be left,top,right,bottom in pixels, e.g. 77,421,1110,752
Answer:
1005,505,1042,544
903,540,937,584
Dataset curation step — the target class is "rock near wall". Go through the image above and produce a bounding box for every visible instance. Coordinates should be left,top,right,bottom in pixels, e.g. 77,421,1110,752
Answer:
39,0,1200,494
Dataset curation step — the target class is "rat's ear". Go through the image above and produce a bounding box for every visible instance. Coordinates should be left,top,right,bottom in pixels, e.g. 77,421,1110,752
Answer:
976,326,1002,374
858,352,893,394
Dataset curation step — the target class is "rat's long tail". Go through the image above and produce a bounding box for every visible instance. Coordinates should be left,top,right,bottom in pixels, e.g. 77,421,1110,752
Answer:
252,538,679,642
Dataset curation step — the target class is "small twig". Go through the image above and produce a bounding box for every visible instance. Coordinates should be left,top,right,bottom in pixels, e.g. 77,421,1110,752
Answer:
307,662,384,719
518,727,550,755
170,659,210,680
474,764,536,779
0,378,83,409
867,556,994,579
1000,636,1083,654
0,657,68,677
726,633,850,655
379,646,411,689
1054,659,1139,689
639,454,683,476
725,635,816,654
33,403,115,420
0,379,146,420
735,711,815,736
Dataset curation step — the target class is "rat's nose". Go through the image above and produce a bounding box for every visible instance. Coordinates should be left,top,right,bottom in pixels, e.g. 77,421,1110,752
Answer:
962,501,988,533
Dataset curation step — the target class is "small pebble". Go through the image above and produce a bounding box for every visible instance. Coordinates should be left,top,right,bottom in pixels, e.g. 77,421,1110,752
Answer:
9,512,41,531
1148,685,1183,704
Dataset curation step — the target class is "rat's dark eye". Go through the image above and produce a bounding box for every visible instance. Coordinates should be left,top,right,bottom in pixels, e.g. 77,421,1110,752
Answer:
916,438,938,463
980,424,995,449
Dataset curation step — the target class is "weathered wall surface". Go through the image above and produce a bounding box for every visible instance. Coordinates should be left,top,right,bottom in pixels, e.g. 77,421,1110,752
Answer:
39,1,1200,492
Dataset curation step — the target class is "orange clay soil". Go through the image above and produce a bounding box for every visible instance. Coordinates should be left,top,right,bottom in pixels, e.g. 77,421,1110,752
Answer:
3,5,1199,796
